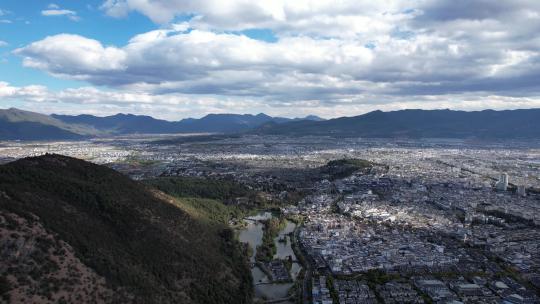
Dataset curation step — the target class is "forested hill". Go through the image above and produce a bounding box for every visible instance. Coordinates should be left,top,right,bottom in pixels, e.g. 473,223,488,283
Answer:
254,108,540,139
0,154,252,303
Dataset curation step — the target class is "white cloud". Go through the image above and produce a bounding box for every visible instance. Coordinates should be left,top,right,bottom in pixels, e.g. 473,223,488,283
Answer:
0,19,11,24
0,81,264,119
7,1,540,117
41,9,76,17
15,34,127,77
41,4,80,21
2,81,540,120
0,40,8,47
14,22,540,101
100,0,412,38
15,30,379,98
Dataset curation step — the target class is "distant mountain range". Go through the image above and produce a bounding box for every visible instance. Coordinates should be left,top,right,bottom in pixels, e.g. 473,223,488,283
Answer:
254,108,540,139
2,107,540,140
0,108,323,140
52,112,324,134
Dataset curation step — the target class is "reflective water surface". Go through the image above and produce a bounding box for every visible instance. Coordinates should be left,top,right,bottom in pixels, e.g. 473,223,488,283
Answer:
238,212,301,303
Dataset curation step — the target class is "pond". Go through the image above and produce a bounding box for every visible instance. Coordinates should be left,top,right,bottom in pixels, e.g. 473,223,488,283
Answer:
238,211,301,303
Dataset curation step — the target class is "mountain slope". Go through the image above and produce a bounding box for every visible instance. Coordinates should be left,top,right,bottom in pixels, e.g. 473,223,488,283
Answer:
1,107,323,140
51,113,181,134
13,106,540,140
52,112,324,134
254,108,540,139
0,154,252,303
175,113,279,133
0,108,94,140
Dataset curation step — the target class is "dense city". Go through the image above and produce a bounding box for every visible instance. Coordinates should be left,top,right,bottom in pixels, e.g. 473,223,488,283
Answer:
1,135,539,304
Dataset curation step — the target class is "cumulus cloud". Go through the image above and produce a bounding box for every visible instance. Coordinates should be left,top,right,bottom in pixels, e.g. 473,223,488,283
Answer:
0,40,7,47
14,22,540,100
8,0,540,117
22,31,410,105
15,34,126,79
100,0,412,38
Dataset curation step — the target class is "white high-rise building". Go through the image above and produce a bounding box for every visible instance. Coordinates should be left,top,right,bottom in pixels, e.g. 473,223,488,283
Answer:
496,173,509,191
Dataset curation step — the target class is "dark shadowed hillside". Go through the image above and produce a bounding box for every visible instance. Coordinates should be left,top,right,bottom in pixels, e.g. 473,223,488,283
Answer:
0,120,85,141
255,108,540,139
0,154,252,303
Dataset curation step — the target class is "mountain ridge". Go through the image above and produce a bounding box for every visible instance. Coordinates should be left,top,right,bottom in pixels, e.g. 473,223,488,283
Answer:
253,108,540,139
0,107,323,140
49,111,323,136
2,107,540,140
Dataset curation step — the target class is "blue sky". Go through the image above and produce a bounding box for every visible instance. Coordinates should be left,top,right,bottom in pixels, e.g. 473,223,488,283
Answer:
1,1,540,120
1,0,156,89
0,0,275,89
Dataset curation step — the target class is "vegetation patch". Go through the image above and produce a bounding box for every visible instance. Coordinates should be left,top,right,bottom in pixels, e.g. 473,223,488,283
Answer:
0,154,253,304
320,158,374,180
145,176,252,202
256,217,287,262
